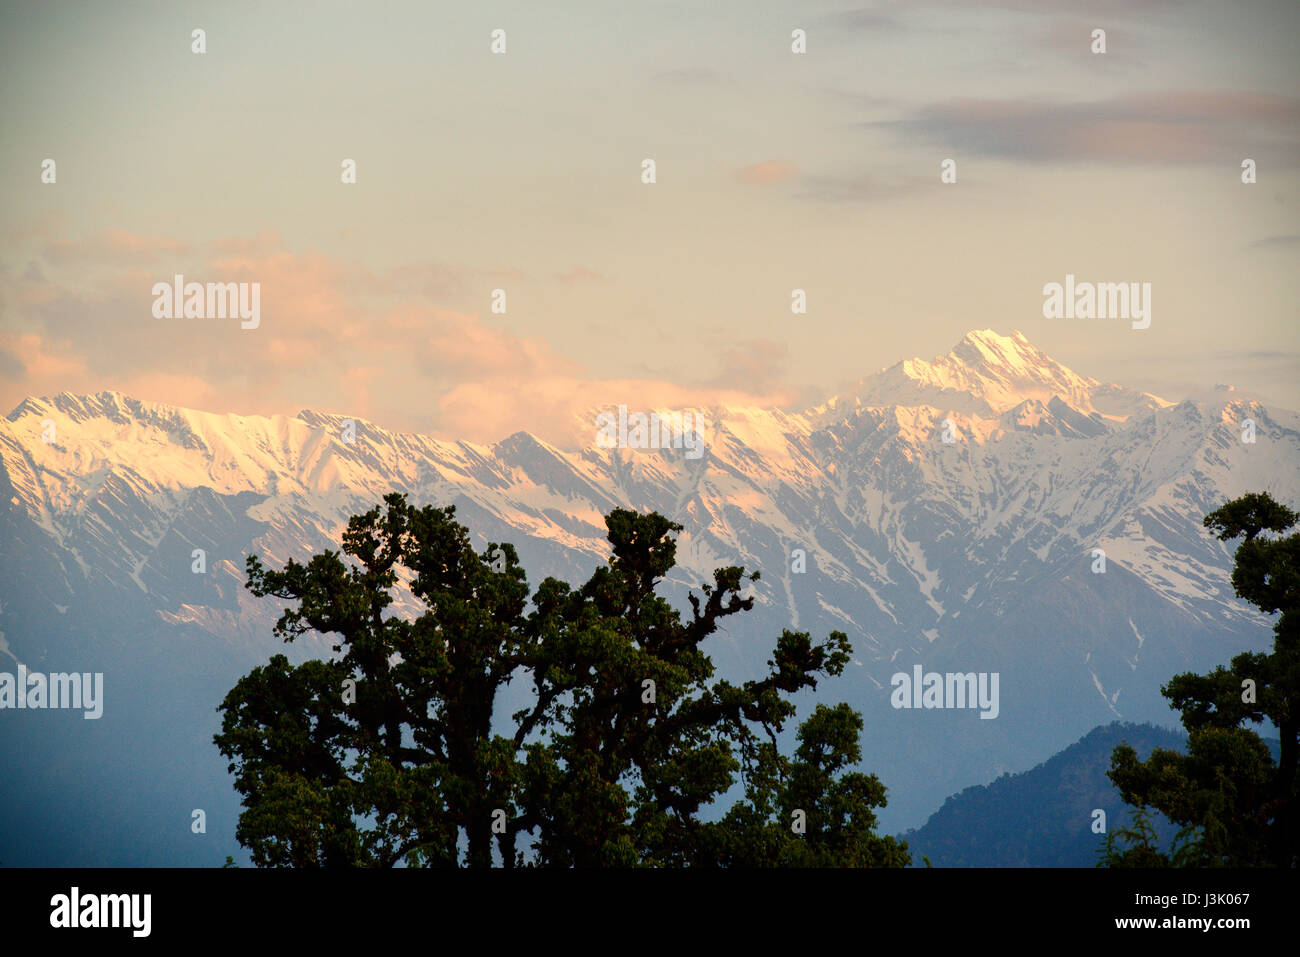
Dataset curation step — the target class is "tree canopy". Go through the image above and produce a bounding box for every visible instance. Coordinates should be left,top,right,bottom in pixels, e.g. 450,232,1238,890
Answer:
1104,491,1299,867
215,493,909,868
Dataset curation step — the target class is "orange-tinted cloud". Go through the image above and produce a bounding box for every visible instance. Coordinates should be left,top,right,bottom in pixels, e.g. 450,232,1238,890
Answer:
0,230,795,448
0,331,91,383
735,161,799,185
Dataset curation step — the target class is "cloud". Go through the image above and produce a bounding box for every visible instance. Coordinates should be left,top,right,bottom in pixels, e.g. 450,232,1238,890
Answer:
818,6,906,31
735,161,799,186
0,331,90,384
0,345,26,380
1249,234,1300,248
707,338,791,393
876,91,1300,165
0,230,795,447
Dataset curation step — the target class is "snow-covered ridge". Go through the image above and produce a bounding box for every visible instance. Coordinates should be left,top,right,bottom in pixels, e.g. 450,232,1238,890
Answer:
4,329,1166,504
1,329,1295,651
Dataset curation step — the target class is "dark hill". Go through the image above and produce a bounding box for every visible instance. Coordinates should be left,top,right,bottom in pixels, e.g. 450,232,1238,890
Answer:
900,722,1186,867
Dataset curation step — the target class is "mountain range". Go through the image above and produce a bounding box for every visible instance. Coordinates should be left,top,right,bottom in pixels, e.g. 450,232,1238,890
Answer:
1,329,1295,866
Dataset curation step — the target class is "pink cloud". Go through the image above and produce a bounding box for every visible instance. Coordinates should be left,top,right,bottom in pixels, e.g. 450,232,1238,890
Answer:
735,161,799,185
0,231,798,447
0,331,90,382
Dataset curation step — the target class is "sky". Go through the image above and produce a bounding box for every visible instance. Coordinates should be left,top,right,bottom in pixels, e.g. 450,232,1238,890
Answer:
1,0,1297,446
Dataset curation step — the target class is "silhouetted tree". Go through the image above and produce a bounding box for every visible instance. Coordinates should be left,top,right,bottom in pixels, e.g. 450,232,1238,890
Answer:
216,493,908,868
1107,491,1299,867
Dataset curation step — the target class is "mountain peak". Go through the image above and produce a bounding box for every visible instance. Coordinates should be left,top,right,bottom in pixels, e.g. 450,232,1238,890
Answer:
825,329,1167,421
951,329,1039,369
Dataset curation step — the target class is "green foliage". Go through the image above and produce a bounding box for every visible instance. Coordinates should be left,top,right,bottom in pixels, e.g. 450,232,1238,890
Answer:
215,493,907,868
1106,491,1300,867
1097,805,1171,868
703,703,911,866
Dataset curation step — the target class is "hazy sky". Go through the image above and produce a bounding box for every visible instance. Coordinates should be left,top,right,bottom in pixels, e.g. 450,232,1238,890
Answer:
2,0,1297,444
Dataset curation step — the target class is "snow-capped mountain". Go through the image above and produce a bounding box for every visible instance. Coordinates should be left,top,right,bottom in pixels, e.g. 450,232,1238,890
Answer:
816,329,1170,422
2,329,1296,863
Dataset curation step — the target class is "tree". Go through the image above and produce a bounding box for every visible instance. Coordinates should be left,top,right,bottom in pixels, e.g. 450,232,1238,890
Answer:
215,493,908,868
1106,491,1299,867
215,496,530,867
1097,805,1172,868
705,702,911,867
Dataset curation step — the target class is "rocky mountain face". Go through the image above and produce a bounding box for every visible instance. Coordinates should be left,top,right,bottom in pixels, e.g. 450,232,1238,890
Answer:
1,329,1294,864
